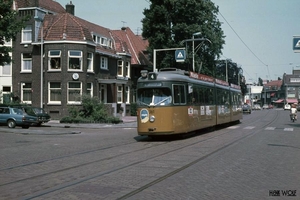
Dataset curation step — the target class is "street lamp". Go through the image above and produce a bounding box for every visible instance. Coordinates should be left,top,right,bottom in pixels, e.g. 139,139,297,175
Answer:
34,16,43,108
192,32,201,72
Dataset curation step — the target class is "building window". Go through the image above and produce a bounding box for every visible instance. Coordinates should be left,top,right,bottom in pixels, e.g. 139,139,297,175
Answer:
21,53,32,72
21,83,32,104
100,56,108,70
68,82,82,103
49,82,61,104
117,60,123,76
117,85,123,103
2,62,11,76
93,35,101,44
22,25,32,43
125,86,130,104
68,50,82,70
48,50,61,70
101,37,107,46
87,52,93,72
125,61,130,77
290,78,300,83
87,83,93,96
2,86,11,104
108,40,112,48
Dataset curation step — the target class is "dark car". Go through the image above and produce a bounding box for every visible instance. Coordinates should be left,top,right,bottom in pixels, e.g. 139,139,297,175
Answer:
242,104,251,114
0,107,38,128
21,106,51,126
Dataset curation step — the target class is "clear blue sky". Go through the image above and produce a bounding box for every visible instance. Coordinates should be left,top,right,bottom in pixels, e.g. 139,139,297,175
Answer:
56,0,300,83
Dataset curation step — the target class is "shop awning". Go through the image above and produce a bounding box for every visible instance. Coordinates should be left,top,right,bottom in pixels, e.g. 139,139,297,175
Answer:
274,99,283,103
286,99,298,104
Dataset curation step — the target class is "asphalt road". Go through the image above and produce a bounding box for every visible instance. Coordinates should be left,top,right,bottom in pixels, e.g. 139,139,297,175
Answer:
0,109,299,199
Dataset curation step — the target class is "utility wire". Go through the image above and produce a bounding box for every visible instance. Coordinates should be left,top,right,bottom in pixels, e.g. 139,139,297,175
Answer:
218,11,271,80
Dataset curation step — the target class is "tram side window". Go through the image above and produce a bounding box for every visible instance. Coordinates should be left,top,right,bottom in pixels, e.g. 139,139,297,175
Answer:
198,86,206,104
191,86,199,104
173,84,186,105
231,92,236,105
216,89,224,105
205,87,214,104
224,91,229,105
217,89,229,105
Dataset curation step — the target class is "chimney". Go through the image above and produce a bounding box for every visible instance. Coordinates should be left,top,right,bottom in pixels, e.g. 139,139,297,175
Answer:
66,1,75,15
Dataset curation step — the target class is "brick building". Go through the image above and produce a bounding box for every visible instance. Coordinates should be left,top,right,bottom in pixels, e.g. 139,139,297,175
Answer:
10,0,151,119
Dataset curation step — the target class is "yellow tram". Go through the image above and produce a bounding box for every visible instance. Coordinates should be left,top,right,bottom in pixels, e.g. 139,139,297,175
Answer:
136,68,243,136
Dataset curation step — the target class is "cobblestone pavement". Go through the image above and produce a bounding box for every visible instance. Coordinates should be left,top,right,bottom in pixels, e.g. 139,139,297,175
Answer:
0,110,300,199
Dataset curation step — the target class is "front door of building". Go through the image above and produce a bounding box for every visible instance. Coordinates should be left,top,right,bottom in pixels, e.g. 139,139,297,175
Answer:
100,84,107,103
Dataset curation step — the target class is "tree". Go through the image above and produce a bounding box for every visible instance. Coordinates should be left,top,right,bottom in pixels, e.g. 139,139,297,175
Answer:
258,77,263,86
142,0,225,76
216,59,247,96
0,0,29,66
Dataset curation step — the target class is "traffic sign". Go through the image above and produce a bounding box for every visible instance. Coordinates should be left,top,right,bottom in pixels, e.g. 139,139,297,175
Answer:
175,49,186,62
293,36,300,53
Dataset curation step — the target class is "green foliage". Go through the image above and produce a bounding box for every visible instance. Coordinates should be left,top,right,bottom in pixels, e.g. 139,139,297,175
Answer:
142,0,225,74
60,94,122,124
130,103,137,116
0,0,30,66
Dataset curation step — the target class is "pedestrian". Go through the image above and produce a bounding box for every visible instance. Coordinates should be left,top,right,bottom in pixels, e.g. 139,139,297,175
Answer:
290,103,297,121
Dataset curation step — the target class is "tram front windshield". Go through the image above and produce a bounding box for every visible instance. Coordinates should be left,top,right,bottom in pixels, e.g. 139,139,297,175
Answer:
137,88,172,106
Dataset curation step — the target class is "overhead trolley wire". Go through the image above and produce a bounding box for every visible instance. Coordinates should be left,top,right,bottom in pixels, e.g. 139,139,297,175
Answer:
218,11,271,80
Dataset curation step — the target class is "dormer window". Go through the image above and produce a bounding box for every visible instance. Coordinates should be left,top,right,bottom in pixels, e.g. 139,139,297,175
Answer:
22,25,32,43
101,37,107,46
117,60,123,76
108,39,112,48
125,61,130,77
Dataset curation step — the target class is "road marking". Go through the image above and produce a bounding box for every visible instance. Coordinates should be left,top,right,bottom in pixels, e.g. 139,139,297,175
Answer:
227,126,240,129
244,126,255,129
265,127,276,130
284,128,293,131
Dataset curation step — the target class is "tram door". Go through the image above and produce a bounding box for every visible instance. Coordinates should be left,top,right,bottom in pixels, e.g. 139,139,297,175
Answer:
100,84,107,103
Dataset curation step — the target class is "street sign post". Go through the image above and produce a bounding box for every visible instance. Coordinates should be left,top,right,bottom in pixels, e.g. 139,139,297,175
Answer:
175,49,186,62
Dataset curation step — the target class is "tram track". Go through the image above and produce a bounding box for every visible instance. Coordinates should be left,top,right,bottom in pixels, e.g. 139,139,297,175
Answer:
1,110,280,199
117,110,281,199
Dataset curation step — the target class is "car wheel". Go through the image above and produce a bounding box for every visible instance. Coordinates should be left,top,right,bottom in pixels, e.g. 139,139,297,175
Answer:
7,120,16,128
37,122,42,127
22,126,29,129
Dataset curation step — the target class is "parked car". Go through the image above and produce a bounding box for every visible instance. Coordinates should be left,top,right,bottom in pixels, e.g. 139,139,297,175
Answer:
242,104,251,114
262,104,269,109
284,104,291,110
12,105,51,126
0,107,38,128
252,104,261,110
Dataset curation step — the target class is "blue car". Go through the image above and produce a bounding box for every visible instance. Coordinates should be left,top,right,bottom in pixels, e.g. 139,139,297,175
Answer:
0,107,38,128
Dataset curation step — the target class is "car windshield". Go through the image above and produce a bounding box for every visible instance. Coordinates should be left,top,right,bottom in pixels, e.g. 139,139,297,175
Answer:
137,88,172,107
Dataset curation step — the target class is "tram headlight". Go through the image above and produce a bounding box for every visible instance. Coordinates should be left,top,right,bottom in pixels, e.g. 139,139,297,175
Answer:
149,115,155,122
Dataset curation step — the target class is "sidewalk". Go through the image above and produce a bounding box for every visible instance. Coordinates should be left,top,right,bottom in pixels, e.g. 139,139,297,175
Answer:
46,116,137,129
